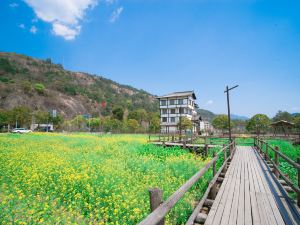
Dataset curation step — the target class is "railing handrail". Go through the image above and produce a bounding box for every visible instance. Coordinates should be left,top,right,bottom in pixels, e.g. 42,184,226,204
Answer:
138,141,235,225
256,138,300,170
255,137,300,200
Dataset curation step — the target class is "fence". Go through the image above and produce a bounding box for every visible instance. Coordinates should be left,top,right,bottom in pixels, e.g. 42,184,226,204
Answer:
254,137,300,207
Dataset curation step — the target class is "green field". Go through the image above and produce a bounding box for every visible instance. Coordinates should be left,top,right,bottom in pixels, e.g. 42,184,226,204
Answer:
0,133,213,225
1,133,299,224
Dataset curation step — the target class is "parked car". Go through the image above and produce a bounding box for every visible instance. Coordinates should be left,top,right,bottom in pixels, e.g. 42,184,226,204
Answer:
12,128,32,134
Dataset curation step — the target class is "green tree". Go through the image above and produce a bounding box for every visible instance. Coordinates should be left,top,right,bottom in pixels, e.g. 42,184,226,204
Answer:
212,115,232,134
246,114,270,136
178,117,193,133
293,115,300,131
88,118,101,132
35,83,45,94
272,111,293,122
34,110,50,127
148,112,160,133
9,106,32,128
112,107,124,121
50,115,64,127
21,81,32,94
0,109,9,128
126,119,139,133
71,115,87,131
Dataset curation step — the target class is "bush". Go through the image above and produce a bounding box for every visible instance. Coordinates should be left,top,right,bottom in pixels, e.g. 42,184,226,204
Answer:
0,58,17,74
34,83,45,94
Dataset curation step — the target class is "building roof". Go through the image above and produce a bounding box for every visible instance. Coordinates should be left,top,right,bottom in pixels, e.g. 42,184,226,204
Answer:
156,91,196,100
270,120,295,127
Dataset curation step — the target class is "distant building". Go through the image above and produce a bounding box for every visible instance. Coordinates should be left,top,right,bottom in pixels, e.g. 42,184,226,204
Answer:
156,91,200,134
30,124,54,132
200,121,213,134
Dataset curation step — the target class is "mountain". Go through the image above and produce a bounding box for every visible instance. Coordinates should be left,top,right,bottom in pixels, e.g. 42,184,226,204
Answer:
231,114,249,121
197,109,216,122
0,52,158,118
197,109,249,122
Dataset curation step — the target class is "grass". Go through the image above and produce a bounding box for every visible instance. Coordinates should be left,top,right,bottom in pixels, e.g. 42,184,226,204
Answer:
0,133,213,225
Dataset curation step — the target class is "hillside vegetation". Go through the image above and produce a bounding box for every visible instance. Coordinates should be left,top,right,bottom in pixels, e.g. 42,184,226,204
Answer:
0,52,157,118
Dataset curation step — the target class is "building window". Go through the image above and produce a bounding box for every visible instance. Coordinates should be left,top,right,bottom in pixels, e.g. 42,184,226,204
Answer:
161,109,167,114
169,99,175,105
162,117,167,122
170,109,176,114
183,99,187,105
160,100,166,106
179,108,185,114
178,99,183,105
170,117,175,123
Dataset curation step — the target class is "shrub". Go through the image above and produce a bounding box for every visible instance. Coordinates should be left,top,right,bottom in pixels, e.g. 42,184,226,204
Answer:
34,83,45,94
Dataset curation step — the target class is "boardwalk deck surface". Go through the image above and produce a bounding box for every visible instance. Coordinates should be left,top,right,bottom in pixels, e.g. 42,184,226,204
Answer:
204,146,300,225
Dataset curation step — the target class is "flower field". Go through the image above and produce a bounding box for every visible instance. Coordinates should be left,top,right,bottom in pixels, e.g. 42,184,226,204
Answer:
0,133,210,224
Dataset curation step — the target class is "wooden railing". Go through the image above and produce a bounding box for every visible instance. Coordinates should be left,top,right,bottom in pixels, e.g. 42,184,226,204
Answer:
138,141,236,225
254,138,300,207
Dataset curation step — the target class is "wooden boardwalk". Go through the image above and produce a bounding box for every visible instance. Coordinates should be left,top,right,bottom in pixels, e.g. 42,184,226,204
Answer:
204,146,300,225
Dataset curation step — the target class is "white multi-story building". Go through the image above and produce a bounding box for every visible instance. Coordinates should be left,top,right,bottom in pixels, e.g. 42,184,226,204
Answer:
156,91,200,134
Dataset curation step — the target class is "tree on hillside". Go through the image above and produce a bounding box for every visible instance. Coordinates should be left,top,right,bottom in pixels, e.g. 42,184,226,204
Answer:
126,119,139,133
178,117,193,133
128,109,148,123
112,106,124,121
246,114,270,136
212,115,233,135
273,111,293,122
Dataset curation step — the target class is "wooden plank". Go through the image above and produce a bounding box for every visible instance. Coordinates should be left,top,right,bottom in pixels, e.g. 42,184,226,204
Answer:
210,148,242,225
228,148,243,225
204,149,239,225
252,148,285,225
244,149,252,225
236,148,245,225
247,147,262,225
249,148,277,225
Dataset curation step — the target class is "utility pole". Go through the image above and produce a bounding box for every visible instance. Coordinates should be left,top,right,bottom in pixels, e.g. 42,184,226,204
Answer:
224,85,239,143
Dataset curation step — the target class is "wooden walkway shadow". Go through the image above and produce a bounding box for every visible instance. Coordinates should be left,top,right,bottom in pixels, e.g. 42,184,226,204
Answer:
204,146,300,225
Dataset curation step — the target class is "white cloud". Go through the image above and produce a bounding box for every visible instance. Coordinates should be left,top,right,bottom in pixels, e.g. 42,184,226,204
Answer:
19,24,25,29
109,6,123,23
52,22,80,40
206,100,214,106
23,0,98,40
30,25,37,33
9,3,19,8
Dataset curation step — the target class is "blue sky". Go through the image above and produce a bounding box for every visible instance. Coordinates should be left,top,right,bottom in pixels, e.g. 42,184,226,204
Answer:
1,0,300,117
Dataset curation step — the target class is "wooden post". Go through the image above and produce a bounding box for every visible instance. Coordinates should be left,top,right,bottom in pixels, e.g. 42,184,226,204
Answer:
274,146,280,178
183,141,186,149
297,157,300,208
211,153,217,199
205,144,208,157
265,143,269,160
149,188,164,225
172,135,174,142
